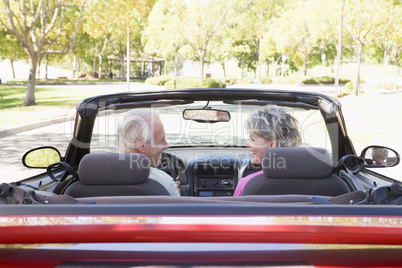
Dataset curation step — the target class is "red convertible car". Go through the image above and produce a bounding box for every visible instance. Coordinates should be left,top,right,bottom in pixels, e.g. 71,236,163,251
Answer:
1,88,401,267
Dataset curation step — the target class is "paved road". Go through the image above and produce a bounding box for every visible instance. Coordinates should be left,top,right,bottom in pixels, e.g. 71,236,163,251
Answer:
0,82,164,183
1,82,401,183
0,121,72,182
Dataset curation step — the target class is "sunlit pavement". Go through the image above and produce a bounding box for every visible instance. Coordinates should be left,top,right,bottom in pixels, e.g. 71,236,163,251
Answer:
1,82,401,183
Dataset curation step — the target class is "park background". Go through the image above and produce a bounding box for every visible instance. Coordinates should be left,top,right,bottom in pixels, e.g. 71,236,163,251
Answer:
1,0,402,181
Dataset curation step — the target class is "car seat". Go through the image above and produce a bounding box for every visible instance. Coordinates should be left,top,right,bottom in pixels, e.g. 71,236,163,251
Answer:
241,147,351,196
64,153,169,198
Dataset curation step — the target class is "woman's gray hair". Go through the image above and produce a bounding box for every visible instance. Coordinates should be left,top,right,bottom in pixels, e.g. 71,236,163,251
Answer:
117,109,160,153
372,147,388,160
245,105,301,147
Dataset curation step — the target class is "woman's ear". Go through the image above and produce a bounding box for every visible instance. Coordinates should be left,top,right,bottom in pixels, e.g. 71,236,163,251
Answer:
135,138,146,153
271,139,279,148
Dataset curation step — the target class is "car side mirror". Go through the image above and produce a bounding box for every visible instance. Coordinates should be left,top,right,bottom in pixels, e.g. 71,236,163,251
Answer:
22,146,62,169
360,146,400,168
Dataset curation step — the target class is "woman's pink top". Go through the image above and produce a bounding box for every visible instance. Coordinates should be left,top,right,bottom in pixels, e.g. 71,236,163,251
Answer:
233,170,264,196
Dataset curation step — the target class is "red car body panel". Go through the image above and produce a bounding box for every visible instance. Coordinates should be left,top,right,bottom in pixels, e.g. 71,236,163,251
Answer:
1,214,402,267
1,214,402,244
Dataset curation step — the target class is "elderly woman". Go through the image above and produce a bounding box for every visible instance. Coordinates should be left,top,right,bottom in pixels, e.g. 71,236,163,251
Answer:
233,105,302,196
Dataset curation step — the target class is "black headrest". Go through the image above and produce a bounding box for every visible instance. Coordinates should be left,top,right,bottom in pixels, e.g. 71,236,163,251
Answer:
262,147,333,179
78,153,150,185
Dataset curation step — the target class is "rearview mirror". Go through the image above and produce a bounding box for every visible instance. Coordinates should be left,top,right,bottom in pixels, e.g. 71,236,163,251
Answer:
183,109,230,123
360,146,400,168
22,146,62,168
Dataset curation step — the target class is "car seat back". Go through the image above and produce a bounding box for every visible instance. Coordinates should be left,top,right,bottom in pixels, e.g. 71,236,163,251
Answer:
242,147,351,196
64,153,169,198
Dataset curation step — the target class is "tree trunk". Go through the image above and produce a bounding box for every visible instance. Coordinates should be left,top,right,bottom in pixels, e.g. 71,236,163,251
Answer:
334,0,344,98
200,54,205,78
120,56,126,80
394,48,401,77
303,53,308,76
23,54,38,106
37,57,42,80
354,43,363,96
221,62,227,78
10,59,16,79
381,50,390,90
45,54,49,81
98,56,103,80
97,38,108,80
174,61,178,77
241,56,245,78
72,54,77,78
77,58,80,75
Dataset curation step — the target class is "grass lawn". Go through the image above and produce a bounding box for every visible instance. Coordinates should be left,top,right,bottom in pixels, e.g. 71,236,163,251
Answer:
6,78,142,85
0,85,99,129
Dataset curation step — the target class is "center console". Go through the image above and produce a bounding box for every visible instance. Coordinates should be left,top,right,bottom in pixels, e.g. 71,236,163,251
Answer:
194,163,237,197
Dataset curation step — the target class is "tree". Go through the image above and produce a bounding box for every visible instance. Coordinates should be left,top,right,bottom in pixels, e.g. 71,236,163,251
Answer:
343,0,397,96
376,5,402,90
231,0,285,79
267,0,327,76
0,0,87,106
84,0,156,80
145,0,246,78
70,32,96,77
0,28,27,79
210,36,235,79
232,39,259,78
142,0,187,76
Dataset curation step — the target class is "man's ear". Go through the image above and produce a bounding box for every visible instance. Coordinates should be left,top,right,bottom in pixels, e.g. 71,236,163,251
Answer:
135,138,146,153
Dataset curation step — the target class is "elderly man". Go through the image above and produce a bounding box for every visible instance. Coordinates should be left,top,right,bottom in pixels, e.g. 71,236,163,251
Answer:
117,109,180,196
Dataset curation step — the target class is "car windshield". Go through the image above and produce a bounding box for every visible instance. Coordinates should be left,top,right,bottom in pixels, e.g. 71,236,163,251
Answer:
90,101,331,153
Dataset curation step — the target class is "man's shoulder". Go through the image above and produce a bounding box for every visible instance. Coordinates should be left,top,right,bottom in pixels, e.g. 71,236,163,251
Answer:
149,167,173,180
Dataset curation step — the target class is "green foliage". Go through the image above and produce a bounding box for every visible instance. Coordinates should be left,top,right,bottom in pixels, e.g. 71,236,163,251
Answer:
233,39,259,73
259,77,273,84
365,43,385,65
145,76,172,86
236,78,254,84
308,44,337,68
339,81,354,97
276,76,303,85
164,77,225,89
0,85,105,128
0,29,26,63
302,76,351,85
374,83,399,90
223,79,240,85
0,85,94,109
144,0,248,77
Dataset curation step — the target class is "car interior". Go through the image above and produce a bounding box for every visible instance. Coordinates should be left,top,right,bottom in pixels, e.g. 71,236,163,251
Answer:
17,89,400,205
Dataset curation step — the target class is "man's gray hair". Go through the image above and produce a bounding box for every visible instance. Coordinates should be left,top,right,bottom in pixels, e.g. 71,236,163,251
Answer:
117,109,160,153
245,105,301,147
